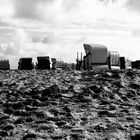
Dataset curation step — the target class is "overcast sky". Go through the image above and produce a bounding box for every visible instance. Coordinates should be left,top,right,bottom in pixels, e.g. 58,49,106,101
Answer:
0,0,140,69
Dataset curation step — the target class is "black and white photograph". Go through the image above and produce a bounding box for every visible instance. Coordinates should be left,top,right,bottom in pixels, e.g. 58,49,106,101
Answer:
0,0,140,139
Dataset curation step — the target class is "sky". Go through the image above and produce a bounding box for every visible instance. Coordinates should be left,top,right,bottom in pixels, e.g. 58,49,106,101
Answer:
0,0,140,69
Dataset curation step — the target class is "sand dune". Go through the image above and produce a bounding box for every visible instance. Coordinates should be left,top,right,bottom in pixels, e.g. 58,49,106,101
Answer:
0,69,140,139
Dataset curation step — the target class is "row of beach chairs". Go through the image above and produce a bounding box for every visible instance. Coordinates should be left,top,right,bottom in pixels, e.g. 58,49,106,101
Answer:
76,44,132,70
18,56,76,70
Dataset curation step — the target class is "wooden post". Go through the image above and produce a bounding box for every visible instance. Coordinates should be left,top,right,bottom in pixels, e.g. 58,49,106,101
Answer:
108,56,111,70
77,52,79,61
120,57,125,69
81,52,82,61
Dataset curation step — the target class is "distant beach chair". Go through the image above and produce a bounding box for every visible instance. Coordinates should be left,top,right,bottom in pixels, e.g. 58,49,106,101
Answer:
109,51,120,70
36,56,50,70
120,57,125,69
132,60,140,69
125,58,132,69
18,58,33,70
56,60,64,69
120,57,132,69
51,58,57,69
0,60,10,70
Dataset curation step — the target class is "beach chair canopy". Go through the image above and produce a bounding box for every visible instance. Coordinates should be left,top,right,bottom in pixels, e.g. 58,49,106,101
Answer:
37,56,50,69
83,44,108,64
109,51,120,66
18,58,33,70
0,60,10,70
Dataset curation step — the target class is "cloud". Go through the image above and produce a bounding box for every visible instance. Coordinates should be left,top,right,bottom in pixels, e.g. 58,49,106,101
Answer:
12,0,128,24
0,0,137,25
31,32,59,44
126,0,140,13
0,0,14,18
0,28,29,58
13,0,62,22
0,28,32,68
132,29,140,37
0,43,17,55
14,0,41,19
42,36,54,44
61,0,81,11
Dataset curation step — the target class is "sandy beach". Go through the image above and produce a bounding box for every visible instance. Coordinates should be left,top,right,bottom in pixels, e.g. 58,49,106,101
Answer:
0,69,140,140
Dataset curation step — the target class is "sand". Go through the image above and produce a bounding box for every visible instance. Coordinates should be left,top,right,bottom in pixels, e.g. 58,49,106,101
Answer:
0,69,140,140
